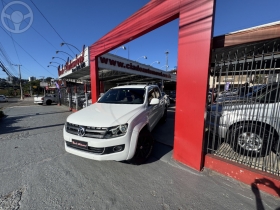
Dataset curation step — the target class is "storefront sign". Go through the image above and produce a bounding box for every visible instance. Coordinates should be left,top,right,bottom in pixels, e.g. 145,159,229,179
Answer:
58,45,89,77
98,53,176,81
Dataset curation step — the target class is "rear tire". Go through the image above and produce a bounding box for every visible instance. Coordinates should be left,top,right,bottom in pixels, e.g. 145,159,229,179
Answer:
128,129,154,165
228,124,273,157
46,100,52,105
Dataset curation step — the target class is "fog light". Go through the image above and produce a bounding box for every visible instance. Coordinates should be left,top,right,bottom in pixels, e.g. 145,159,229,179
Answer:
113,145,123,152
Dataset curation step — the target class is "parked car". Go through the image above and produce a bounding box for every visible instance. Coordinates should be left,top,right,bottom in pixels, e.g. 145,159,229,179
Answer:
169,92,176,103
215,84,267,104
0,95,8,102
34,94,58,105
64,84,167,165
208,88,217,104
162,92,170,107
216,88,239,98
83,99,92,108
207,83,280,157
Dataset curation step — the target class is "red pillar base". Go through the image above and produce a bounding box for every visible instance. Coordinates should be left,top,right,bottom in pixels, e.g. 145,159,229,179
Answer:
204,154,280,198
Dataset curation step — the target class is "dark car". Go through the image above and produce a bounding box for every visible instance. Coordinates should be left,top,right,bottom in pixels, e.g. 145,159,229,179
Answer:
169,92,176,103
215,84,266,104
208,88,217,104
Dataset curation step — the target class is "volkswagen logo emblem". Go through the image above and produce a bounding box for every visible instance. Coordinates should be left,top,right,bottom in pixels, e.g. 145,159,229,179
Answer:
77,126,86,137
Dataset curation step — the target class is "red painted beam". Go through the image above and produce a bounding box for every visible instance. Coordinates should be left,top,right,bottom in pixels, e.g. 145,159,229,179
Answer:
205,154,280,198
90,0,181,102
173,0,215,171
90,0,215,171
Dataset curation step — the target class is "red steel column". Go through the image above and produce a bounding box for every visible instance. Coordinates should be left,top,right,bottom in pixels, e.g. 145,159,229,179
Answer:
90,56,99,103
173,0,215,171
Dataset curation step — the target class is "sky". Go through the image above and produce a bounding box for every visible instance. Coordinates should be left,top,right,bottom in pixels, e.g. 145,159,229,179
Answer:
0,0,280,80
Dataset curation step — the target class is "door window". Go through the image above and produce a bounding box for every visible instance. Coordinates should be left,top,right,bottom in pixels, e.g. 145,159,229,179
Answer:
154,87,161,99
148,89,156,103
259,88,280,103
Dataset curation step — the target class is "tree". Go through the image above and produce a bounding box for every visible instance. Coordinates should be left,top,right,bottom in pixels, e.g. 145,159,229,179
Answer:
45,77,53,83
253,74,266,84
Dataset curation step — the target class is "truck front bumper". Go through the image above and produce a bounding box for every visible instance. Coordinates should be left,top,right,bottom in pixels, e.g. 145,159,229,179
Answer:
63,126,138,161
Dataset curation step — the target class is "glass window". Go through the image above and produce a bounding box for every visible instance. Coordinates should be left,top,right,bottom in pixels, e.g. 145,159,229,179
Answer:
154,87,161,99
259,88,280,103
148,89,156,103
98,88,145,104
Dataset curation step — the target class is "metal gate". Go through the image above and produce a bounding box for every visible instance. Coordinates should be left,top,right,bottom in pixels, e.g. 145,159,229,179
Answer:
58,84,91,111
205,38,280,176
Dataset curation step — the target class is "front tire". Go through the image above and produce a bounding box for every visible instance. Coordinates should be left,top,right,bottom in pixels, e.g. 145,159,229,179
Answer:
128,129,154,165
228,124,273,157
160,107,167,123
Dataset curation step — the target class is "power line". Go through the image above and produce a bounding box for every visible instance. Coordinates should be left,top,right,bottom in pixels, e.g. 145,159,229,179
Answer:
0,60,14,77
0,43,36,78
1,0,21,66
29,0,76,56
0,25,56,78
0,42,17,75
1,0,60,78
1,0,59,51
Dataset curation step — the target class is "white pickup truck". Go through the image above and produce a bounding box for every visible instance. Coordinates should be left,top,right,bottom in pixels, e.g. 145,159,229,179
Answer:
64,84,167,165
34,94,58,105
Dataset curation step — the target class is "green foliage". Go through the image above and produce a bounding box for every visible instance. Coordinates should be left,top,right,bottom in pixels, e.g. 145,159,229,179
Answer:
253,74,266,84
45,77,53,82
22,80,44,95
0,79,45,96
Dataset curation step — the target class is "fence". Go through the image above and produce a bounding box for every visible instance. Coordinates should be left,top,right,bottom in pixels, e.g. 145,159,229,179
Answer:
58,83,91,111
205,38,280,176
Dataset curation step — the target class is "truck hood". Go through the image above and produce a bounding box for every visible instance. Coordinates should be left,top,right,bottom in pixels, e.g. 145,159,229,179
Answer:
67,102,144,127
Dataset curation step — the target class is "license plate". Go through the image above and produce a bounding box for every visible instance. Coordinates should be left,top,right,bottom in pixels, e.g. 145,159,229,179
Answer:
72,139,88,149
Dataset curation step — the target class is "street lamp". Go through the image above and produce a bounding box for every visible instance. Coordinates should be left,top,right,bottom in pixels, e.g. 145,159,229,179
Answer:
52,57,66,62
150,61,160,66
56,50,73,58
12,64,23,100
49,61,61,65
160,65,169,70
165,51,169,72
136,56,147,61
60,42,80,52
114,45,126,55
48,65,59,68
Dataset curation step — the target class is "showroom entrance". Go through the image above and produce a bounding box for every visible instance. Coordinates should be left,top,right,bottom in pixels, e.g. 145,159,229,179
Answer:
97,53,176,93
58,49,176,111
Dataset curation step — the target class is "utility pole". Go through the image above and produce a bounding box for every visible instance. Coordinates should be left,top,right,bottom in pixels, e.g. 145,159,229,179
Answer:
12,64,23,100
162,51,169,92
40,76,45,96
165,51,169,72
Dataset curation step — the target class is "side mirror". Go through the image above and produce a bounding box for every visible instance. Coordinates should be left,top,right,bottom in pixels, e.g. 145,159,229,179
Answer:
149,98,159,105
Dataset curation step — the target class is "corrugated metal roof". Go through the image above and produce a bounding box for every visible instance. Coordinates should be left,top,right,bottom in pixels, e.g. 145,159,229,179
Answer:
228,20,280,35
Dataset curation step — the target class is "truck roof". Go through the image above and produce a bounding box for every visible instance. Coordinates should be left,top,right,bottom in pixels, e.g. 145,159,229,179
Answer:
113,84,159,89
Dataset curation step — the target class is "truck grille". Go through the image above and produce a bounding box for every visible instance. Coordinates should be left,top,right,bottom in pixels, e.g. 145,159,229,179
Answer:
66,122,107,139
66,141,105,154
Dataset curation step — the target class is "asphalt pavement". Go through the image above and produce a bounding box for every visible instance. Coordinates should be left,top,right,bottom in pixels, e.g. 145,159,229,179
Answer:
0,100,279,210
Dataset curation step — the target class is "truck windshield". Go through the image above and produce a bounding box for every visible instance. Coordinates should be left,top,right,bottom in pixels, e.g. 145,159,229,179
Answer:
98,88,145,104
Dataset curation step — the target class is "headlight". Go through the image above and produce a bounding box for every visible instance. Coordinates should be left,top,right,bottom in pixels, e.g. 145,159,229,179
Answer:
105,124,128,138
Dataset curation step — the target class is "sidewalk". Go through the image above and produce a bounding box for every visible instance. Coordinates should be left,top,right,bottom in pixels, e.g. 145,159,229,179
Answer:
0,104,279,209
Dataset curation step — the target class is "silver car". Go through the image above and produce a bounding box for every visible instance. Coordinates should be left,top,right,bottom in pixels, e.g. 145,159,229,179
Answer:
0,95,8,102
207,83,280,157
162,92,170,107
